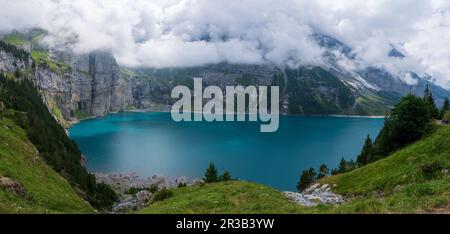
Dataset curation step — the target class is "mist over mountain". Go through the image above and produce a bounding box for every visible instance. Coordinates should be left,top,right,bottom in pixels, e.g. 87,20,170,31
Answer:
1,0,450,89
1,29,449,119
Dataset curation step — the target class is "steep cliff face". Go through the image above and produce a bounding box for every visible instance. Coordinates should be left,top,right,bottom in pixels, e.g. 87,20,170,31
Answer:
69,51,132,116
127,64,278,112
32,50,133,119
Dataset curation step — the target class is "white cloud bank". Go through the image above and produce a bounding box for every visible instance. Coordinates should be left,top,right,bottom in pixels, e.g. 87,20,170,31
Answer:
1,0,450,88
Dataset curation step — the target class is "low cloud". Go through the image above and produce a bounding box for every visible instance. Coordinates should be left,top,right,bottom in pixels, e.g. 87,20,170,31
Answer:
0,0,449,88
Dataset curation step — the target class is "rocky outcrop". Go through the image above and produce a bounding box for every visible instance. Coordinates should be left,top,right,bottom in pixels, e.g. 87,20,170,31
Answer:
0,49,30,72
111,190,152,212
95,172,200,213
0,176,27,197
283,183,344,207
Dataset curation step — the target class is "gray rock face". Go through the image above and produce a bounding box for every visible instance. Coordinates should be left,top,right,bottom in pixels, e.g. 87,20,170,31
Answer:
111,193,151,212
0,50,29,71
129,64,281,112
71,52,132,116
0,176,27,197
34,51,133,118
110,189,152,212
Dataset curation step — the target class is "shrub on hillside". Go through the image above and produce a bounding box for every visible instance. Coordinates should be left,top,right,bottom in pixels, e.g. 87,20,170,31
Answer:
126,187,141,195
421,162,444,179
90,182,119,209
147,185,159,193
153,188,174,202
442,111,450,124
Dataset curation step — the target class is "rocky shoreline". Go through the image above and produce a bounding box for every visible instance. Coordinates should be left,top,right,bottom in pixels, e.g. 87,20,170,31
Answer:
95,172,203,191
95,172,203,212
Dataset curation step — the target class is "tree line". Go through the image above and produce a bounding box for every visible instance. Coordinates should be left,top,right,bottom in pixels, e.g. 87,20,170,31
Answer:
204,163,233,183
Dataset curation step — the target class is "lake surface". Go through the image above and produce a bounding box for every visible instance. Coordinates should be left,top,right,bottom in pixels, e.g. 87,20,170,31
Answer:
69,112,384,191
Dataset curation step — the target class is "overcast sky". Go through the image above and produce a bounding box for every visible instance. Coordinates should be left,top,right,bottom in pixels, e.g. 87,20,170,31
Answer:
1,0,449,88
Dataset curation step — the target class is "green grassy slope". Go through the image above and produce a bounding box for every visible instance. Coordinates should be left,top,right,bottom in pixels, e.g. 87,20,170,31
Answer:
1,32,28,46
139,125,449,214
318,124,450,213
0,116,94,213
138,181,304,214
31,50,71,73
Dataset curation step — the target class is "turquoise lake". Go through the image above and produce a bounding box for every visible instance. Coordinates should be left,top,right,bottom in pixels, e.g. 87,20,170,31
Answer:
69,112,384,191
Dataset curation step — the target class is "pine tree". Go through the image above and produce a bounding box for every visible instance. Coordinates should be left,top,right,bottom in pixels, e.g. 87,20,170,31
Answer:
423,83,431,99
14,69,20,78
338,158,348,173
296,168,317,192
423,83,439,118
336,158,357,174
317,164,329,179
357,135,373,166
204,163,218,183
219,170,232,181
440,97,449,119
